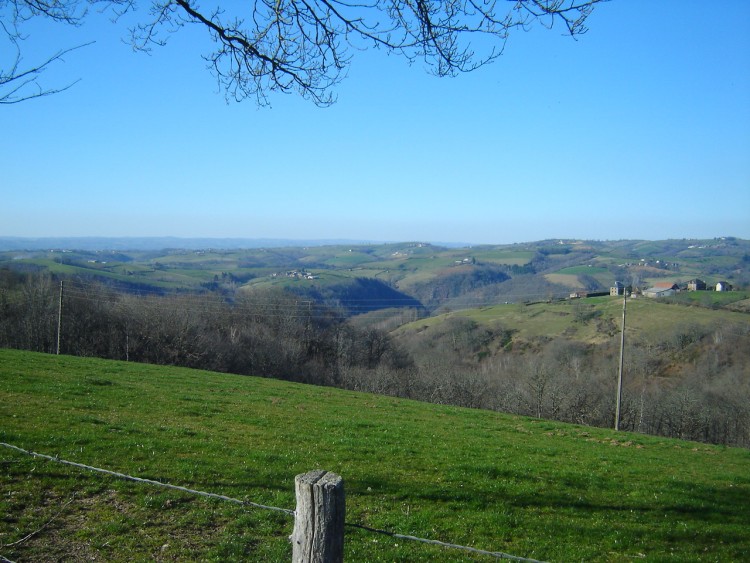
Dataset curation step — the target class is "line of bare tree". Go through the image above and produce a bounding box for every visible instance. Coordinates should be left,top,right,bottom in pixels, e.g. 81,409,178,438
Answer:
0,271,412,385
1,269,748,448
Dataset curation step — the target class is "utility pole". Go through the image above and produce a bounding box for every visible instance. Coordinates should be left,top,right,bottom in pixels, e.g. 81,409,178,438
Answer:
615,287,626,430
56,280,64,355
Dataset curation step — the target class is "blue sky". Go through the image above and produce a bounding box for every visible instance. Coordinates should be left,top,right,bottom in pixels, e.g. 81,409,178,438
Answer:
2,1,749,245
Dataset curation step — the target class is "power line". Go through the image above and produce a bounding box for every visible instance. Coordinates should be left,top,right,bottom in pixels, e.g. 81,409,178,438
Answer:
3,276,749,328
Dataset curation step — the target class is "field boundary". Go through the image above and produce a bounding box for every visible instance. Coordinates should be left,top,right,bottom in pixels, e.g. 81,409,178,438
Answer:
1,441,545,562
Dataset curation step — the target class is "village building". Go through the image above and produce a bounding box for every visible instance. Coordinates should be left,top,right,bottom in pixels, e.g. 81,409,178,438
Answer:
610,281,624,296
687,279,706,291
652,282,680,291
642,282,680,298
643,286,676,298
716,281,733,292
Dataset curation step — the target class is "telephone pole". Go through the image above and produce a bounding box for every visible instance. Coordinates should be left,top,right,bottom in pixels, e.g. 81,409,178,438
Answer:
615,288,626,430
56,280,64,355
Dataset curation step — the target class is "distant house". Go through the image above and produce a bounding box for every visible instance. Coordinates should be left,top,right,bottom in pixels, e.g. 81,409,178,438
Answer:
652,282,680,291
687,279,706,291
643,286,676,298
570,290,588,299
716,281,733,292
610,281,624,296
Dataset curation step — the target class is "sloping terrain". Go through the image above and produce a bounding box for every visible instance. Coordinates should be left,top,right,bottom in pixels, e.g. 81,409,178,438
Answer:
1,350,749,562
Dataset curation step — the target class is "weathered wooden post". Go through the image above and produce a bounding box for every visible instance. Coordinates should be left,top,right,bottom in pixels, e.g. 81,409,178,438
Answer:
291,470,345,563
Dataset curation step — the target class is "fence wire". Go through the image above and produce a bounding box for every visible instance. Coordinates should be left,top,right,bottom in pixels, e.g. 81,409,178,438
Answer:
346,523,546,562
0,442,294,516
1,441,546,562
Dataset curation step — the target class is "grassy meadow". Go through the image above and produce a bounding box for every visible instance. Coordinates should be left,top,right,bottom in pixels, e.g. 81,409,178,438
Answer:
1,349,749,562
396,294,750,346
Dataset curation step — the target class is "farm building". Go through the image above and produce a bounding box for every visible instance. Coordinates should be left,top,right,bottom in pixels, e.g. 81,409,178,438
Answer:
687,279,707,291
652,282,680,291
610,281,625,296
643,286,677,298
716,281,733,292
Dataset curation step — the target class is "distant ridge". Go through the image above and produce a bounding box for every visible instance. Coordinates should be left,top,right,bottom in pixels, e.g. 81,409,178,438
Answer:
0,236,740,252
0,237,399,251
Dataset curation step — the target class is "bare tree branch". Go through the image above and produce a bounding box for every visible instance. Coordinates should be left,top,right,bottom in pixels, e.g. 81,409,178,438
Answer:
0,42,92,104
2,0,606,105
0,495,76,548
154,0,605,105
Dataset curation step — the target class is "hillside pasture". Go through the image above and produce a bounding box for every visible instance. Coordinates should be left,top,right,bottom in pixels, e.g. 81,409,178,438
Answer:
398,296,750,346
544,273,585,289
471,249,535,266
1,350,749,562
554,266,608,276
18,257,187,290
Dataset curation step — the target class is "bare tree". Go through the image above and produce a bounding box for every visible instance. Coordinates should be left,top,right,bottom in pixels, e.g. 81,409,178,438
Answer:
0,44,92,103
0,0,95,103
3,0,604,105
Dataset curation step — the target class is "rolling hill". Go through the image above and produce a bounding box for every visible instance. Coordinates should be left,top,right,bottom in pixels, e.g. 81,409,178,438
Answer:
1,349,749,561
2,238,747,312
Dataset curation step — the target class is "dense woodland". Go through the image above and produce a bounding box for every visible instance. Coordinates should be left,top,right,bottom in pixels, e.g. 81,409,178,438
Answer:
2,267,748,448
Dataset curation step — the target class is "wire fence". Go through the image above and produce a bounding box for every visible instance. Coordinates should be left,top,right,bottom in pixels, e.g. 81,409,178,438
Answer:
0,442,293,516
1,441,546,562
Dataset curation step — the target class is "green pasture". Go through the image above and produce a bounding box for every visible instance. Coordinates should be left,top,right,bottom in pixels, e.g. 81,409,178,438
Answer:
23,258,126,279
399,296,750,345
667,290,750,307
544,273,584,289
5,241,744,310
17,258,186,290
318,250,379,268
471,249,535,266
555,266,608,276
2,350,747,562
549,266,612,290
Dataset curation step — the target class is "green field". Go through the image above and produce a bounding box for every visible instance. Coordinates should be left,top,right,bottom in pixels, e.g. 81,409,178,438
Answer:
471,249,535,266
397,295,750,345
1,350,749,561
555,266,608,276
3,239,746,305
666,290,750,308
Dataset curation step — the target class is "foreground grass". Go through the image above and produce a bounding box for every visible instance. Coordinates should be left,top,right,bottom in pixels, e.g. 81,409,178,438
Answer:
1,349,749,562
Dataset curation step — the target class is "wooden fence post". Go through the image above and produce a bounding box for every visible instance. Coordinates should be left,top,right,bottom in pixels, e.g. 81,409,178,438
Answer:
291,470,345,563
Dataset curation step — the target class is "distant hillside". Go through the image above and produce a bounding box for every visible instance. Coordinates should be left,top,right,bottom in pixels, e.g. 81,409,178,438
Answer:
0,236,401,252
397,293,750,346
2,238,748,327
1,247,748,448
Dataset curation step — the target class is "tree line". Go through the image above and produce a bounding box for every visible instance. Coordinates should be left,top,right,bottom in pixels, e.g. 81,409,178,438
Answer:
0,272,412,386
394,317,750,448
1,269,748,448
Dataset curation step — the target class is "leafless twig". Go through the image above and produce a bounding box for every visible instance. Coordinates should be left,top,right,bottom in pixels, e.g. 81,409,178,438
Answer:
1,496,76,548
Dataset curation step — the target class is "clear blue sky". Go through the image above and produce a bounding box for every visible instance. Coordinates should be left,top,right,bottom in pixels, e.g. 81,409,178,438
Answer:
2,1,749,244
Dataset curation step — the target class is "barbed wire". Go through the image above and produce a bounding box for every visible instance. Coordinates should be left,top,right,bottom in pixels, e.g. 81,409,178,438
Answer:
1,441,546,562
0,442,295,516
345,523,547,562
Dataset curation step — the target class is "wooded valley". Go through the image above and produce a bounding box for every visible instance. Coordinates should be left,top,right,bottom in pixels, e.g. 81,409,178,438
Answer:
1,238,748,447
